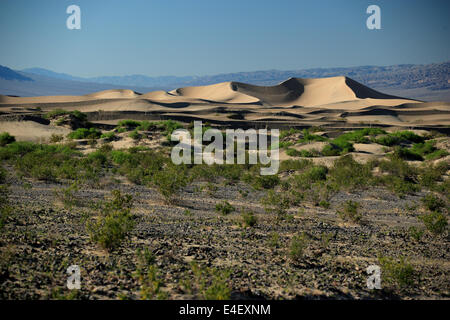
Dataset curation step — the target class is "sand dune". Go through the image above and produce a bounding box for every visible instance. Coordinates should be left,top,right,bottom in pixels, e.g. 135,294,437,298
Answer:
1,77,448,130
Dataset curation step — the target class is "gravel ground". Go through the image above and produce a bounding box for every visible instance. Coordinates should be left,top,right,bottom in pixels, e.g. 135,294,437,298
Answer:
0,167,449,300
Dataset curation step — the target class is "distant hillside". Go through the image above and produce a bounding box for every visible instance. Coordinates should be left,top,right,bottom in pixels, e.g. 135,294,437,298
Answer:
0,62,447,100
22,62,449,91
21,68,84,82
0,69,162,97
0,65,33,82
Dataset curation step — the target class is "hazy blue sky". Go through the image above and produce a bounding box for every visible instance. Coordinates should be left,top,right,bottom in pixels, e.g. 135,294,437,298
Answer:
0,0,449,77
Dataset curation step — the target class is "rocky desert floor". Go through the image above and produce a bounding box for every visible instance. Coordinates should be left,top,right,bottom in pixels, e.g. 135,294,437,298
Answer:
0,117,449,300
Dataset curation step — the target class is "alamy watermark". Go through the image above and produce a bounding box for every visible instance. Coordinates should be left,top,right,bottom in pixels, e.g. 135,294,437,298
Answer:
66,5,81,30
366,265,381,289
366,5,381,30
170,121,279,175
67,264,81,289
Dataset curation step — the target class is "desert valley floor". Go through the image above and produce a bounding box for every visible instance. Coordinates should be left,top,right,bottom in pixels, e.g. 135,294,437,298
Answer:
0,77,449,299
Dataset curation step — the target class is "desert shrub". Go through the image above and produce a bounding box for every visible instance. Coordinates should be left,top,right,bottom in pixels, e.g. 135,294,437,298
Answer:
152,164,189,203
110,150,132,165
289,233,308,262
411,141,436,156
391,131,424,143
321,144,340,156
0,185,12,230
335,128,386,144
378,256,415,289
376,131,424,146
321,139,354,156
117,119,141,129
0,166,6,183
319,200,330,208
241,210,257,227
279,159,313,172
159,120,184,136
114,150,167,185
328,155,373,191
378,157,420,196
133,248,166,300
45,109,87,122
100,132,116,141
0,132,15,147
129,130,141,140
390,146,423,161
419,211,448,236
425,149,449,160
286,148,301,157
408,226,425,242
376,135,402,146
261,190,290,219
215,200,235,215
337,200,362,223
250,174,280,190
49,133,64,143
67,128,101,140
419,162,449,190
267,232,280,248
279,128,301,139
214,164,246,183
292,165,327,189
87,150,109,165
183,262,231,300
278,141,294,149
53,182,80,209
298,129,327,143
0,141,38,160
87,190,135,251
421,194,446,213
286,148,318,157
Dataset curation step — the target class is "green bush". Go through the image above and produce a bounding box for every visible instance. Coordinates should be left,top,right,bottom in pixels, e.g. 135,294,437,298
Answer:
129,130,141,140
337,200,362,223
67,128,101,140
87,190,135,251
250,174,280,190
289,233,308,262
117,119,142,129
391,146,423,161
421,194,446,213
279,159,313,172
298,129,328,143
44,109,87,122
215,200,235,215
261,189,290,219
241,210,257,227
376,135,402,146
100,132,116,141
378,256,415,289
279,128,301,139
335,128,386,144
408,226,424,242
376,131,424,146
152,164,189,203
378,157,420,196
185,262,231,300
328,155,373,191
0,132,15,147
391,131,425,143
425,149,449,160
419,211,448,236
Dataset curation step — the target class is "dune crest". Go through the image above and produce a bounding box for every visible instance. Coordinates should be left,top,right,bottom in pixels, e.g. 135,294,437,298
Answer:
1,76,448,130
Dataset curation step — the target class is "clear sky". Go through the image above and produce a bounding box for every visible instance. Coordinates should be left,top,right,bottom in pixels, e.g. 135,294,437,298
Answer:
0,0,449,77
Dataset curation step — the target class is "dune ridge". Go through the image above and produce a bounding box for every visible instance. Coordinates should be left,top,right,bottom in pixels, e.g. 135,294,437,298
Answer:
1,76,448,130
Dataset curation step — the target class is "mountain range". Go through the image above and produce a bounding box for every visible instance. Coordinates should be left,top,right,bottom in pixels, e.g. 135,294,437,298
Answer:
0,62,449,101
